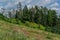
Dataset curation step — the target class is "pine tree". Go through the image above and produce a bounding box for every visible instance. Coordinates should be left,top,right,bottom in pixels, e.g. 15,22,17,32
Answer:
17,2,23,21
23,5,29,21
43,7,48,26
15,10,19,24
8,11,12,23
29,7,35,22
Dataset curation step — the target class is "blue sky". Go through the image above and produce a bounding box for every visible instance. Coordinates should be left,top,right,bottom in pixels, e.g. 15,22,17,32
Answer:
0,0,60,14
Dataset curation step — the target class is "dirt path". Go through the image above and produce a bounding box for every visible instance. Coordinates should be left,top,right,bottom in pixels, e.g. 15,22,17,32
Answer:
12,27,45,40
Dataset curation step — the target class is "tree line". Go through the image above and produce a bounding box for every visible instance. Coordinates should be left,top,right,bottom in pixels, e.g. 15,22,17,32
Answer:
15,2,57,25
1,2,60,34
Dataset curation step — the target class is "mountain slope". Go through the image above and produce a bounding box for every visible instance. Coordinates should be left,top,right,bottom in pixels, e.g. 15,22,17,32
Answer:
0,20,60,40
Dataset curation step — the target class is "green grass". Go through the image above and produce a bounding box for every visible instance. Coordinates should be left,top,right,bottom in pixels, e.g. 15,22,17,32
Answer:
0,21,27,40
0,20,60,40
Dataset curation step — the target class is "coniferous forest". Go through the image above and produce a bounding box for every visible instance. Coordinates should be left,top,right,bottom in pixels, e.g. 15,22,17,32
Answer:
0,2,60,34
14,2,60,34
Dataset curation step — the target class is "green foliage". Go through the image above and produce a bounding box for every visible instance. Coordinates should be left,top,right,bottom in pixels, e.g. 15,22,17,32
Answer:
0,2,60,35
0,20,60,40
10,19,16,23
23,5,29,21
39,25,46,30
0,2,60,40
0,14,9,22
25,21,39,29
46,34,52,39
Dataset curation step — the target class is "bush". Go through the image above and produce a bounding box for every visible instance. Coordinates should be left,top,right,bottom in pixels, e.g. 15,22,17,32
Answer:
39,25,46,30
25,21,39,29
45,27,52,32
9,19,16,24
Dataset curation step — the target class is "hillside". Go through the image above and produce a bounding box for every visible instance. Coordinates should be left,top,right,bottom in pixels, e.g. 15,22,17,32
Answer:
0,0,60,40
0,20,60,40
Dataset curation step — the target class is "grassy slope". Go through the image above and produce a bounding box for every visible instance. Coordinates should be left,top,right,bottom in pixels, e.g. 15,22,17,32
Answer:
0,20,60,40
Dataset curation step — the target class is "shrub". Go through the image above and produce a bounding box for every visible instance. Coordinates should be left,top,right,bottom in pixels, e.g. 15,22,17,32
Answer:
25,21,39,29
39,25,46,30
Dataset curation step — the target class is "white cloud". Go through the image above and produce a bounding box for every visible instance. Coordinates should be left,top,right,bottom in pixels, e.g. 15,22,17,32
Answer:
48,2,60,14
0,0,56,6
27,4,32,8
0,0,7,2
5,2,13,8
49,2,59,7
36,0,54,6
0,0,60,14
14,0,25,4
0,6,3,12
3,0,32,8
0,0,60,13
0,0,55,8
50,7,60,14
51,7,59,10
